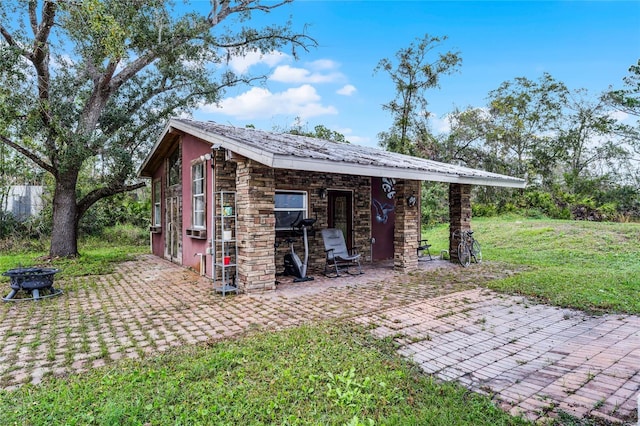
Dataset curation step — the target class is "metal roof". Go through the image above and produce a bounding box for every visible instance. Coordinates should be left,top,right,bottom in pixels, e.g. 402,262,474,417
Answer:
139,118,526,188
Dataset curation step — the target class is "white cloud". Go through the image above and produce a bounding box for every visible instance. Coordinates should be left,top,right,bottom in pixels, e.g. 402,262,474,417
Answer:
333,126,371,146
609,110,630,122
347,135,372,145
336,84,356,96
308,59,338,71
202,84,337,120
429,114,452,134
335,126,353,135
227,50,289,74
270,65,343,84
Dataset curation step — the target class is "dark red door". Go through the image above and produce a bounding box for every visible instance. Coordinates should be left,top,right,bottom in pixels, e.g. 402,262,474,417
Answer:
371,177,396,260
328,190,353,249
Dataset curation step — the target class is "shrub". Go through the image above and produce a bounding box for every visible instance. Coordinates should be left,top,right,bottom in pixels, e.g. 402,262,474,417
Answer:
0,212,47,252
420,182,448,226
101,224,149,246
524,208,546,219
472,203,498,217
0,211,19,238
79,191,150,237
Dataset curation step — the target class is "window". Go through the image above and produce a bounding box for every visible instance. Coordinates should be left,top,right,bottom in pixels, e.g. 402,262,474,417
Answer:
191,162,206,229
275,191,307,230
152,179,161,227
167,149,180,187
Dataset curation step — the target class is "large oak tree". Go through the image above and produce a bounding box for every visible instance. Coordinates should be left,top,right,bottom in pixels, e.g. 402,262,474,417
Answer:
0,0,314,257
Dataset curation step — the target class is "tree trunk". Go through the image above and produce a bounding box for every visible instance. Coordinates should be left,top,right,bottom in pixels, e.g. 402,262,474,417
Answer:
50,173,80,258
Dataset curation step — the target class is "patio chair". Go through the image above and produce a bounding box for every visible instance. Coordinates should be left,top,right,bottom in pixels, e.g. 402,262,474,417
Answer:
321,228,363,277
417,239,433,261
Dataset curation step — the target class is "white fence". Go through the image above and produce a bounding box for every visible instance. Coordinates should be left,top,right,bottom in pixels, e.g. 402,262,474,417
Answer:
1,185,43,221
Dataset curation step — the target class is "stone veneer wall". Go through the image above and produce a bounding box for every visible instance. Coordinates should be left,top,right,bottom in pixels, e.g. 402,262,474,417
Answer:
273,170,371,275
213,153,422,291
214,150,237,192
393,179,421,271
235,158,276,292
449,183,472,263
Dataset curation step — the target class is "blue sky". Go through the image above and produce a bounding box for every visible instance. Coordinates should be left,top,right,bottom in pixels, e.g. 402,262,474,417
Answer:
192,1,640,147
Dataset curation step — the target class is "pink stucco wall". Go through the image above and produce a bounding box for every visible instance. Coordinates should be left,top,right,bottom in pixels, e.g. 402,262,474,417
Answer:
181,135,214,276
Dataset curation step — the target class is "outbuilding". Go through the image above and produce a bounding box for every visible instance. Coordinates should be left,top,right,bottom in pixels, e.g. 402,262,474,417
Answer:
138,118,525,293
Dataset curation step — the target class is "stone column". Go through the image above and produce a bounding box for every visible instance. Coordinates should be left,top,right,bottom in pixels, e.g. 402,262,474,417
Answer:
449,183,472,263
393,180,421,271
235,159,276,292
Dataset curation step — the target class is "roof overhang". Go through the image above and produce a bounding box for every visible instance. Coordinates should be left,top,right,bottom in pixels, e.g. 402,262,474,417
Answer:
138,119,526,189
138,123,183,178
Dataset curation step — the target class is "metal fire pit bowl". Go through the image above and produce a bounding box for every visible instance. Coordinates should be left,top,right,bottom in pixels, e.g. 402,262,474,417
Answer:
2,267,62,302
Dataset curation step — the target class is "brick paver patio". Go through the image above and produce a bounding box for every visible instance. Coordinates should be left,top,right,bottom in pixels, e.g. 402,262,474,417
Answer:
354,289,640,424
1,254,638,424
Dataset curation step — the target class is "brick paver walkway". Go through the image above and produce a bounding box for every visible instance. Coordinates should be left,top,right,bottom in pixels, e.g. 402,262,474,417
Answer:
354,289,640,424
1,255,638,424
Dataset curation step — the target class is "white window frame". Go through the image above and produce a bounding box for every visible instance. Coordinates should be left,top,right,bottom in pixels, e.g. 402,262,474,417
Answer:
274,190,308,231
191,161,206,229
152,179,161,227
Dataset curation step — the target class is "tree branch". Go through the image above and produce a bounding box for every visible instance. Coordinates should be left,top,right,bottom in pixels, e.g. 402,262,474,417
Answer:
211,0,292,24
18,0,57,130
78,59,120,134
109,52,159,94
77,181,146,217
31,0,56,93
213,33,314,53
111,1,313,93
0,23,20,51
0,135,55,175
28,0,39,36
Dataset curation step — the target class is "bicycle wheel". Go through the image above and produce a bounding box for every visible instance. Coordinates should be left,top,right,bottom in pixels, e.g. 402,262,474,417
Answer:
457,242,471,267
471,240,482,263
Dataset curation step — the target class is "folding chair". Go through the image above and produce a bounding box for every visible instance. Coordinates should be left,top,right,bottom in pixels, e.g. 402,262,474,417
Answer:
321,228,363,277
417,239,433,261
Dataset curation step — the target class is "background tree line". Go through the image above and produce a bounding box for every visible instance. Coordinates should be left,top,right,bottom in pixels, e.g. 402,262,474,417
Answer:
1,10,638,255
376,35,639,226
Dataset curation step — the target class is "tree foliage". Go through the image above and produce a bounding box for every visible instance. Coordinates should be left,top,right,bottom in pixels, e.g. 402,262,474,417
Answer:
559,91,623,192
376,37,639,222
0,0,315,257
375,34,461,155
463,81,636,219
486,73,569,180
606,59,640,165
607,59,640,116
281,117,348,143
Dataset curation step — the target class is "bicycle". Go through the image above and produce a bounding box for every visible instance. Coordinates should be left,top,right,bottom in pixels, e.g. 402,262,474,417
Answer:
452,229,482,267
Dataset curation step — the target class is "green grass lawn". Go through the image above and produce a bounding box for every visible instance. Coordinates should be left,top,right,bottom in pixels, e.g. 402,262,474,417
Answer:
0,233,149,281
0,323,528,426
1,217,638,424
424,216,640,314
